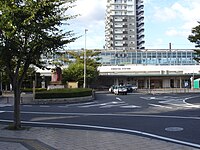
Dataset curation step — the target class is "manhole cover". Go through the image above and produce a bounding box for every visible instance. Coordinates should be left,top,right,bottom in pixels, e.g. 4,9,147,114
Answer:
165,127,184,132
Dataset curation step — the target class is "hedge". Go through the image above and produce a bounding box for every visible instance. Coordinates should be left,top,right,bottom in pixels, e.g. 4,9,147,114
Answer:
35,88,92,99
21,88,47,92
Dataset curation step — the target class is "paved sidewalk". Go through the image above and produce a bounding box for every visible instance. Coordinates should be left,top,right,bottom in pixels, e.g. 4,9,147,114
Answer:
0,124,198,150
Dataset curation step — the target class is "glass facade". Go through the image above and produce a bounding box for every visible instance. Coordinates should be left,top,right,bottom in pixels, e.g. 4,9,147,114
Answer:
98,49,198,65
42,49,199,66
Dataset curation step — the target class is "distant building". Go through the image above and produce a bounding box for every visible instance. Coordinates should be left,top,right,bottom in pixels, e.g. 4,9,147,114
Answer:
39,49,200,90
97,49,198,66
105,0,145,50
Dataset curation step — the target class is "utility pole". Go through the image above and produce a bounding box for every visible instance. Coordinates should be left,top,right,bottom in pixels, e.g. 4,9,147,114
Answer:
83,29,88,88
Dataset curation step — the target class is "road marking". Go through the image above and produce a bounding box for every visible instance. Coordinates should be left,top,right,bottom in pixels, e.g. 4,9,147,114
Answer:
39,105,50,108
58,105,69,108
120,105,141,108
142,95,200,109
149,104,172,109
116,97,122,101
23,105,32,107
100,103,126,108
150,97,156,100
165,127,184,132
0,120,199,149
0,111,5,113
0,104,12,107
68,101,97,107
79,101,123,108
3,111,200,120
30,116,79,121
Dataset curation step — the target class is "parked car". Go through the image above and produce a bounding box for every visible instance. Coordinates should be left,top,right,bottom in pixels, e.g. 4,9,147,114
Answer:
109,85,116,93
113,86,127,95
125,84,138,92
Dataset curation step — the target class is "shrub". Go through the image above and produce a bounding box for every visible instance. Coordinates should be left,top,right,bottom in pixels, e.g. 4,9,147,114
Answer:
35,88,92,99
21,88,47,93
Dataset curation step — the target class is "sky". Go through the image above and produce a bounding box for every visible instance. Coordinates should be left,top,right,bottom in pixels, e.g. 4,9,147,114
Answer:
66,0,200,50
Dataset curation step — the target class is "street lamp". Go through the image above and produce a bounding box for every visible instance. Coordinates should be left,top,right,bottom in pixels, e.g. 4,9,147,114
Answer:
83,29,88,88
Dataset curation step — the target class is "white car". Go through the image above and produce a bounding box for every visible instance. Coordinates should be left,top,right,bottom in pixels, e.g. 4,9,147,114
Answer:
113,86,127,95
126,84,138,92
109,85,116,93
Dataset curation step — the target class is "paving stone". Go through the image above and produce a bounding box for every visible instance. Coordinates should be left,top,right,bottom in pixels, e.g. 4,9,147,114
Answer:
0,124,199,150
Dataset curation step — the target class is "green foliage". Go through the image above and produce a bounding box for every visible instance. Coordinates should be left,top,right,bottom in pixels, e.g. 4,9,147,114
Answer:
21,88,46,92
188,22,200,62
0,0,77,128
62,62,99,87
35,88,92,99
62,50,101,87
66,50,101,67
188,22,200,48
0,0,77,87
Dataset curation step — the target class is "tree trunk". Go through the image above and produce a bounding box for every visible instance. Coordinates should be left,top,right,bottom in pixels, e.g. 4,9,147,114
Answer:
13,83,21,129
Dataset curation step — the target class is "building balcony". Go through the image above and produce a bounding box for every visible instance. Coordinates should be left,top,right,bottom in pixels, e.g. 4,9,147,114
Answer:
137,16,144,22
137,28,144,33
137,34,145,39
136,10,144,16
137,40,145,46
136,4,144,10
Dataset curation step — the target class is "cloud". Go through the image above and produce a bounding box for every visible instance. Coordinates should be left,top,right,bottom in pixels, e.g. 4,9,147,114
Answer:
165,28,190,37
66,0,106,49
153,6,177,21
70,0,106,23
171,2,200,29
165,29,179,36
150,0,200,41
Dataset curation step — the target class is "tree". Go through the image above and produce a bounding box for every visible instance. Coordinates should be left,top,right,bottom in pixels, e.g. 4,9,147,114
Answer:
62,63,99,87
188,22,200,62
0,0,77,129
62,50,101,87
188,22,200,48
66,50,101,68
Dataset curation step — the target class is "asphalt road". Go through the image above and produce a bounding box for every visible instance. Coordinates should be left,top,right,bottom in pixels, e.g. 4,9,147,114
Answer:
1,92,200,147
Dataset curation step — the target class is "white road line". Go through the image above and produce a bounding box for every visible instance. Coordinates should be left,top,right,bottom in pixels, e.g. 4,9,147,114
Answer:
120,105,141,108
183,96,200,108
79,101,123,108
39,105,50,108
100,103,127,108
23,105,32,107
149,104,172,109
0,119,199,149
0,111,5,113
116,97,122,101
58,105,68,108
3,111,200,120
68,101,97,107
0,104,12,107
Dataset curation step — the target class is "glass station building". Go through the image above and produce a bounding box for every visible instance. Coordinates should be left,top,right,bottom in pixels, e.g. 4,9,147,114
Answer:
97,49,198,66
40,49,200,90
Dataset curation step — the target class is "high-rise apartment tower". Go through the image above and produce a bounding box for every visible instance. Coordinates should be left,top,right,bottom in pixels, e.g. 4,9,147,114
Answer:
105,0,144,50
